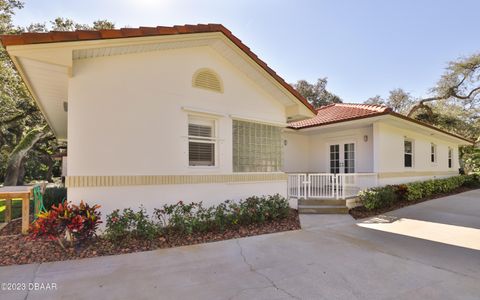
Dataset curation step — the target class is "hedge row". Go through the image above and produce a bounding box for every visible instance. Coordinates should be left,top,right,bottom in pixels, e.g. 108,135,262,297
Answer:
358,174,480,210
104,194,290,241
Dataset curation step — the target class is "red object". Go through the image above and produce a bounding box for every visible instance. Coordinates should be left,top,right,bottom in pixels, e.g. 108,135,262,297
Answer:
288,103,391,129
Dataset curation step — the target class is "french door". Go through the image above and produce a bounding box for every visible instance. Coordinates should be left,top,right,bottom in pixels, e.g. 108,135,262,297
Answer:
329,143,355,174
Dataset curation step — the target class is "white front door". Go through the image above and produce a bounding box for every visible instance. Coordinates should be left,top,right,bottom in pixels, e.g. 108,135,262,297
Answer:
329,143,355,174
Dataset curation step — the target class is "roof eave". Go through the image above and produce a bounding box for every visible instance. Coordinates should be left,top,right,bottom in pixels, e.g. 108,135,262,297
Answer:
0,24,317,116
387,112,475,145
7,52,60,139
289,111,474,145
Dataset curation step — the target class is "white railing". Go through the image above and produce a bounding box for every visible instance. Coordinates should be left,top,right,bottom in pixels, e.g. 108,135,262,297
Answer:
287,173,307,198
308,173,336,198
336,173,378,199
287,173,378,199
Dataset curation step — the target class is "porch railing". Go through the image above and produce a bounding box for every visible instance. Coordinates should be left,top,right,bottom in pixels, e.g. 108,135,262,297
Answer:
287,173,378,199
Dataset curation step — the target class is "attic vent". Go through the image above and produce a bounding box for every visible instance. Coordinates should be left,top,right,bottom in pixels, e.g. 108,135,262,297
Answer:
192,68,223,93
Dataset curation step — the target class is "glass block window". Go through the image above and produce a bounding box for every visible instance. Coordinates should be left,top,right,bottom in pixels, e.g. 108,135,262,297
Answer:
232,120,282,172
189,116,216,167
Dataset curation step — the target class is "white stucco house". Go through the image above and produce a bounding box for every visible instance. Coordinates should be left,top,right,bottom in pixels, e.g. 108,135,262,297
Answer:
1,24,473,215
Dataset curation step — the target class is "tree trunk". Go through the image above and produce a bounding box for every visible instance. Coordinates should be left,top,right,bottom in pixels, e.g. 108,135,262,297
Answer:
16,158,26,185
44,157,54,182
3,126,48,186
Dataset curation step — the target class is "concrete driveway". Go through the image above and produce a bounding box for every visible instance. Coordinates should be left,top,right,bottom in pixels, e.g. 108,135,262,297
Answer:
1,190,480,300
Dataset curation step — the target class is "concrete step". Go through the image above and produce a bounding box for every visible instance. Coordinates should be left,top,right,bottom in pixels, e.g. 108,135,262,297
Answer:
298,199,346,206
298,205,349,214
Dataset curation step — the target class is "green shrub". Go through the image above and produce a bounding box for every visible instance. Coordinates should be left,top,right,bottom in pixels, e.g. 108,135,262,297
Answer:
235,194,290,225
155,201,214,235
392,184,408,200
105,194,291,240
358,186,397,210
431,176,464,194
105,206,158,241
422,180,436,197
360,175,477,211
43,187,67,210
405,175,469,201
264,194,290,220
133,207,158,240
464,174,480,188
405,182,423,201
104,209,128,241
213,201,232,231
153,194,290,235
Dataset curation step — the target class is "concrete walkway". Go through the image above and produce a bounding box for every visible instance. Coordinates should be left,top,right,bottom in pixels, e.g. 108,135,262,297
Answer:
1,190,480,299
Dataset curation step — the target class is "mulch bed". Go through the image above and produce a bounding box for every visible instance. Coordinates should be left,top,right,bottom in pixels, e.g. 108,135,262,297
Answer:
349,186,476,219
0,209,300,266
0,215,33,236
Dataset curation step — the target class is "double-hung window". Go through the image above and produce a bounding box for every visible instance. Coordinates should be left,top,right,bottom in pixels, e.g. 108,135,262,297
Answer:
448,148,453,168
431,143,437,163
188,116,216,167
404,139,413,168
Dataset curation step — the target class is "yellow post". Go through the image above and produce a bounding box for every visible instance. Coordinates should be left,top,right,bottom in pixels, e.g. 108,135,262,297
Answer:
21,195,29,235
4,196,12,223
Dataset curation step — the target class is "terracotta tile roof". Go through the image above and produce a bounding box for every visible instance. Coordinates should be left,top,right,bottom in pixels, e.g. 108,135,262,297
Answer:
288,103,392,129
0,24,316,114
288,103,474,144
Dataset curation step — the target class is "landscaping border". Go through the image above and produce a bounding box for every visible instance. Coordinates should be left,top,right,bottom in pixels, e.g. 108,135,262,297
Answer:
0,194,300,266
0,209,300,266
350,186,477,219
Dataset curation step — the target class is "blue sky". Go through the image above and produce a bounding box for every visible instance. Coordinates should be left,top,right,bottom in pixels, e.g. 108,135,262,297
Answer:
13,0,480,103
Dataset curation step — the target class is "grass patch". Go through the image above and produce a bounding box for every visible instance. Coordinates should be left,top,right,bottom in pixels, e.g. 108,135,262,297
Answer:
0,199,34,223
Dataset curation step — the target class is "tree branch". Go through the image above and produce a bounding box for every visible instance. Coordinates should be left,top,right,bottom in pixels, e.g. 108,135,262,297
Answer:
451,86,480,100
0,112,24,126
0,106,38,127
407,102,435,118
407,85,480,117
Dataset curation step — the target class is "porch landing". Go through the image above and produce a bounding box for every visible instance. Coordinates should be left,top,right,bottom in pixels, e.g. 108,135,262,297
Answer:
298,198,349,214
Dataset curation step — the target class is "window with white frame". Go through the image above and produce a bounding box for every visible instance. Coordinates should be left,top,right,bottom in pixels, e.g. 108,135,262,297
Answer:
188,116,216,166
344,143,355,173
329,144,340,174
404,139,413,168
431,143,437,163
448,147,453,168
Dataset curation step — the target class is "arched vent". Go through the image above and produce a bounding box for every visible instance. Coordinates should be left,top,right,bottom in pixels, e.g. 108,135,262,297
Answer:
192,68,223,93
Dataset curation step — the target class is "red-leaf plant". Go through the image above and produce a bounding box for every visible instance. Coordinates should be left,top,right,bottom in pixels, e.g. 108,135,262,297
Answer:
29,201,102,250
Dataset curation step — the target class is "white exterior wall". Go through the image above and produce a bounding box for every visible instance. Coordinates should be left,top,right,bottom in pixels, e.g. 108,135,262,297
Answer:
67,47,290,215
308,127,374,173
68,47,286,176
68,182,291,219
282,131,309,172
283,126,374,173
374,122,460,185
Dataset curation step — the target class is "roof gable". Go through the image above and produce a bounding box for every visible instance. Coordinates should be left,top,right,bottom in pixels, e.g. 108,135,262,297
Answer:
0,24,316,116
